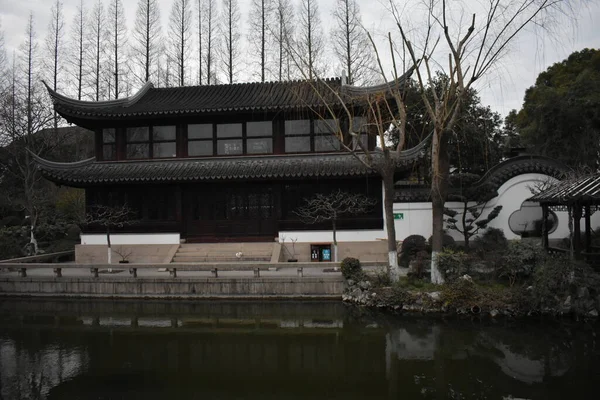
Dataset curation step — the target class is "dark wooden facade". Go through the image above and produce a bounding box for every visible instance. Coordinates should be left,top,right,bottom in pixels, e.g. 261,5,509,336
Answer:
38,77,426,241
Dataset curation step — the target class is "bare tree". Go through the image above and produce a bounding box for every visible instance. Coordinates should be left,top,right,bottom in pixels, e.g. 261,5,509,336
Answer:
295,0,326,79
106,0,128,99
0,20,8,90
247,0,273,82
197,0,204,84
86,0,107,100
381,0,580,283
294,190,376,262
44,0,66,131
272,0,294,80
331,0,374,85
168,0,193,86
219,0,241,84
131,0,161,86
202,0,218,84
85,203,134,264
68,0,87,100
0,15,53,254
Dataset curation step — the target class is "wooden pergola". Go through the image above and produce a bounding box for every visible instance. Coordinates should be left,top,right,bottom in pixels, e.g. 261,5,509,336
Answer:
530,174,600,263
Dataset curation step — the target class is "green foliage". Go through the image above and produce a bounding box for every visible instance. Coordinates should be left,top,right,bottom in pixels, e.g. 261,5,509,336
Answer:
519,48,600,168
473,227,508,253
531,254,573,307
437,248,475,282
370,268,392,287
55,188,85,223
498,240,544,286
427,233,456,250
340,257,362,280
0,215,22,228
0,226,29,259
399,234,427,267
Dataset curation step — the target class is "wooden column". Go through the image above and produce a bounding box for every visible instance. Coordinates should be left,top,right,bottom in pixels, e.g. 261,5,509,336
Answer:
541,204,549,249
585,204,592,253
573,204,582,260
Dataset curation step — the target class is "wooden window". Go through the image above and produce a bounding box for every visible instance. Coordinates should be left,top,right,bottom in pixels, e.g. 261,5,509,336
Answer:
188,124,213,157
351,116,369,150
217,123,242,155
126,127,150,159
246,121,273,154
125,126,176,159
152,125,177,158
314,119,341,152
102,128,117,160
284,119,311,153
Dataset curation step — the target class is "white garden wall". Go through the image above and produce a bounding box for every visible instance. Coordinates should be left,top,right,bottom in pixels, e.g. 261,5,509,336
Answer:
80,233,180,245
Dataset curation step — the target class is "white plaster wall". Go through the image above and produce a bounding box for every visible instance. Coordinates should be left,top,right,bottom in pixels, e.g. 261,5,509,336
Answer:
284,173,588,244
80,233,180,245
483,173,566,240
278,229,386,243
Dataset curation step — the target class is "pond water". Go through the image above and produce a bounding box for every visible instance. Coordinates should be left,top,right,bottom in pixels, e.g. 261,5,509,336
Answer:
0,299,599,400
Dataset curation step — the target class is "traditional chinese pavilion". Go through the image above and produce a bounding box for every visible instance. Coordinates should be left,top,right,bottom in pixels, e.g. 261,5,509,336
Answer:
36,76,424,245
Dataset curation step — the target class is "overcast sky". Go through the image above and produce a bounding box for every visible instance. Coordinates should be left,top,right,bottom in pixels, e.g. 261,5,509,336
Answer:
1,0,598,117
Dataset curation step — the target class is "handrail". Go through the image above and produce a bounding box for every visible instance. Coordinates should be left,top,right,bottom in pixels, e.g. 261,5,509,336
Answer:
0,250,75,264
0,261,388,279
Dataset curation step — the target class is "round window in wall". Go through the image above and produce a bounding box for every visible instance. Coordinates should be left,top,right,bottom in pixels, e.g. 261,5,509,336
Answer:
508,201,558,237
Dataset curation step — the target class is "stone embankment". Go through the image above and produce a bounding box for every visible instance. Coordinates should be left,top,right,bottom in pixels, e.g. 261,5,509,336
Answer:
342,275,600,319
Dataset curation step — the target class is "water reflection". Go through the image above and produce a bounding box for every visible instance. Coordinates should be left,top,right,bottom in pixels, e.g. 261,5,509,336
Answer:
0,299,598,400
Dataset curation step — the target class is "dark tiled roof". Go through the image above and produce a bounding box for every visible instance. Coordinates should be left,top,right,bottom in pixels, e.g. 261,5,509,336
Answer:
394,155,569,202
33,153,382,186
530,174,600,204
44,72,412,122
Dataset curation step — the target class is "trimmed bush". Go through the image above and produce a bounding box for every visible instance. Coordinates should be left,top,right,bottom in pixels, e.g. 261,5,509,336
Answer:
427,233,456,250
498,240,543,286
399,234,427,267
437,248,475,282
474,227,508,253
340,257,362,280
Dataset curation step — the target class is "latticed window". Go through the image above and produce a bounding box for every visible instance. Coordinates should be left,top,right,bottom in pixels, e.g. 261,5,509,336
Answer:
125,126,176,159
102,128,116,160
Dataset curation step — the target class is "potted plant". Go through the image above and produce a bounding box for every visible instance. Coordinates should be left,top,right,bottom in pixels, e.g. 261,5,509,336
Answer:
280,236,298,262
114,246,133,264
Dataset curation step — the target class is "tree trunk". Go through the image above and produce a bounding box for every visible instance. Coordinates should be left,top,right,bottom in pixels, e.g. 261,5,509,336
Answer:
382,171,400,281
106,227,112,265
332,218,338,262
430,129,449,284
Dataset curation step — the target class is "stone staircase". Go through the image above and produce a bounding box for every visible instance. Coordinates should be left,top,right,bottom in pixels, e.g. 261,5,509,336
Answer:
171,242,277,263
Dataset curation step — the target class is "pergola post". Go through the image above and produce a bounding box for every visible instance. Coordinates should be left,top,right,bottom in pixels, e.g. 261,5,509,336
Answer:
585,204,592,254
541,204,549,249
573,204,582,260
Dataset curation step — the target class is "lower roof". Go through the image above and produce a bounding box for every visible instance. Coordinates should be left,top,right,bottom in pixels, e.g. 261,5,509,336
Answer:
33,152,387,187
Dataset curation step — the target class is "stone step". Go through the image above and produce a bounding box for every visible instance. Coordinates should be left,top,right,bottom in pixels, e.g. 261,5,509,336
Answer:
172,256,271,263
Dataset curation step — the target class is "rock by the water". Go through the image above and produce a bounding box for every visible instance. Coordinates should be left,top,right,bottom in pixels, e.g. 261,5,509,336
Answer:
490,309,499,318
459,274,473,282
562,296,572,313
347,279,355,287
588,309,598,317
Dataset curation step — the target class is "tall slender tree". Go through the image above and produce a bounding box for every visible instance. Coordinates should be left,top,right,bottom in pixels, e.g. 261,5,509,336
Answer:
295,0,325,79
197,0,204,84
272,0,294,80
44,0,66,131
203,0,218,84
0,20,7,90
219,0,241,84
86,0,107,100
168,0,193,86
331,0,374,85
107,0,128,99
69,0,87,100
247,0,272,82
131,0,161,85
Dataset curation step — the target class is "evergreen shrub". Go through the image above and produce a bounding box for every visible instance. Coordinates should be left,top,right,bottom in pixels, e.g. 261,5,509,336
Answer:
340,257,362,280
399,234,427,267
